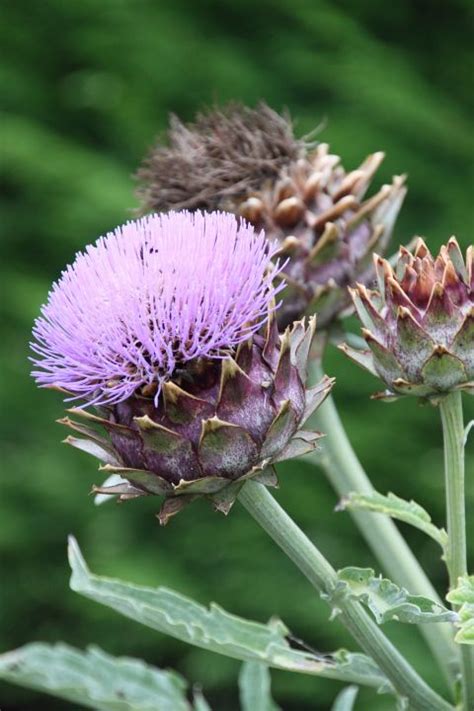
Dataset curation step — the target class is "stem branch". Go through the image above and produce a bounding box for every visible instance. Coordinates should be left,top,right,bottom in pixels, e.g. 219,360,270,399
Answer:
239,480,452,711
307,361,456,684
440,391,474,711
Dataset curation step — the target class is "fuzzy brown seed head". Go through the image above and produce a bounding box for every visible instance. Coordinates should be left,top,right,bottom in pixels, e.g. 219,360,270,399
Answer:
341,237,474,401
136,103,406,329
136,102,307,213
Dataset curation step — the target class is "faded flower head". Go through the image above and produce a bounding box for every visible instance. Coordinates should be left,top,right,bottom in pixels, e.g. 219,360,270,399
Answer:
31,211,333,521
340,237,473,401
136,102,406,329
136,102,306,213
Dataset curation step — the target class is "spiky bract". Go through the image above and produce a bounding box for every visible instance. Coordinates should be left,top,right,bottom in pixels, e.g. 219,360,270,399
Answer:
239,144,406,328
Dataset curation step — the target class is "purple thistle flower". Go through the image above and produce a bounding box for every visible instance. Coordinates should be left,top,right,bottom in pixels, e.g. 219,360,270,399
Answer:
31,208,333,519
31,211,283,407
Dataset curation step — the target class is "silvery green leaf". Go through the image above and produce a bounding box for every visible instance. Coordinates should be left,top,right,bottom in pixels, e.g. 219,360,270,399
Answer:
238,662,280,711
68,537,392,691
447,576,474,644
334,568,457,624
339,491,447,550
0,643,191,711
331,685,359,711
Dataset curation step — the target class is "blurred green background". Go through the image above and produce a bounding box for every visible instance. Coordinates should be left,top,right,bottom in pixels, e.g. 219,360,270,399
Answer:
1,1,473,709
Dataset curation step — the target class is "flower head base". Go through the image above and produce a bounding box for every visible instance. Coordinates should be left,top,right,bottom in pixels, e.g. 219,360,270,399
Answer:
31,211,333,520
136,103,406,329
341,237,474,401
32,211,282,406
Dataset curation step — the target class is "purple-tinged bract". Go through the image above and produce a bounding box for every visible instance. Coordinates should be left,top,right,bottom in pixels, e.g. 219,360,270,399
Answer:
341,237,474,401
32,211,282,406
31,211,333,522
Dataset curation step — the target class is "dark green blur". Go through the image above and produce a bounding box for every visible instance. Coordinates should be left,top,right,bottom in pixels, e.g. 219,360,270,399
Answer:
1,1,473,709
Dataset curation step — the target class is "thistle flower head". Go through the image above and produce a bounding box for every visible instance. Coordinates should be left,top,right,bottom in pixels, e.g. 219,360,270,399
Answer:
136,102,406,329
31,210,332,521
32,211,282,406
341,237,474,400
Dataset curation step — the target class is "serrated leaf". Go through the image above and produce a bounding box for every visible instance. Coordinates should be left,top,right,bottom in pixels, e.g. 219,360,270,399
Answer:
447,576,474,644
334,568,457,624
0,643,192,711
331,685,359,711
238,662,281,711
68,537,392,691
339,491,447,550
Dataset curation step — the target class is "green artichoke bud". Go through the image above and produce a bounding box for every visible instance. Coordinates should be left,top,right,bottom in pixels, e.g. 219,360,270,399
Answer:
340,237,474,401
61,315,333,523
136,103,406,329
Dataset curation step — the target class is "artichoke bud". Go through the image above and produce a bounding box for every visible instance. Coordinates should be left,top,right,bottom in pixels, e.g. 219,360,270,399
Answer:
340,237,474,401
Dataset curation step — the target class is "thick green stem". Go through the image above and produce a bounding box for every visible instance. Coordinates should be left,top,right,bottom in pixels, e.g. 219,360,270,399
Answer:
308,361,457,685
239,481,453,711
440,391,474,711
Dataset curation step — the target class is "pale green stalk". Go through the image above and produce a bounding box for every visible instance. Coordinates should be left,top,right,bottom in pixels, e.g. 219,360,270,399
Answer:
440,391,474,711
308,360,457,685
239,481,453,711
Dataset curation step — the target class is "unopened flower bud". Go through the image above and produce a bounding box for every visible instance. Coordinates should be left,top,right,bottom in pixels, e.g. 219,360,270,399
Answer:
341,237,473,401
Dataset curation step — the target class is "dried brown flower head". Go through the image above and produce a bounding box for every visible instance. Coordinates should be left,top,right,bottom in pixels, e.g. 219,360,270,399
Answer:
136,102,406,329
137,102,307,213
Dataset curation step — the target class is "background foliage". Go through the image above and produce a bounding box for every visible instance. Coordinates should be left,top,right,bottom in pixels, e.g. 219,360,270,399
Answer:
1,1,472,709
